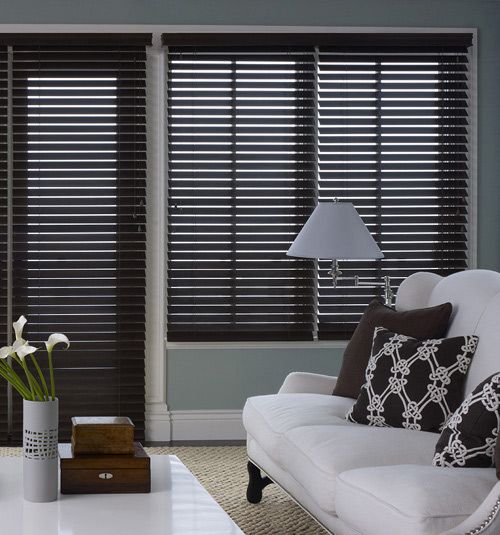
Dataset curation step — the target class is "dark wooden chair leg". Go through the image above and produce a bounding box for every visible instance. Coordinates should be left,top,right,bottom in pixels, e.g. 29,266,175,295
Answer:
246,461,273,503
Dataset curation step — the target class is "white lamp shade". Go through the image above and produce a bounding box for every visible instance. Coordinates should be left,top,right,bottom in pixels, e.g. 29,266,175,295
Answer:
287,201,384,260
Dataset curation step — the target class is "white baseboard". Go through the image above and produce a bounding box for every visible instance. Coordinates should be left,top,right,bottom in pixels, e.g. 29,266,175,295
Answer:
145,408,245,442
145,401,171,442
171,410,245,441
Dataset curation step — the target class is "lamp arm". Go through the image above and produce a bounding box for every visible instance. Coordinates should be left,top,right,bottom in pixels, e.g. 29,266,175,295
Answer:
327,262,394,307
354,275,394,307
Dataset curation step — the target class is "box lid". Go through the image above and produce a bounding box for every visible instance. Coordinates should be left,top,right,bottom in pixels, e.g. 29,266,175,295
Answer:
59,442,149,470
71,416,135,429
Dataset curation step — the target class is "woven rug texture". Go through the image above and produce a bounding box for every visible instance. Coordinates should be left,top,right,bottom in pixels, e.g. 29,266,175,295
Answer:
0,446,326,535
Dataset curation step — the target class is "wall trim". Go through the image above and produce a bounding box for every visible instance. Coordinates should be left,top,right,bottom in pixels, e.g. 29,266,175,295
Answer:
144,47,168,444
171,410,245,441
145,408,245,442
145,401,171,442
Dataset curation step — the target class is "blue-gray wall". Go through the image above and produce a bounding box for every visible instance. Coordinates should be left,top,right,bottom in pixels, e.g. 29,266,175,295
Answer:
3,0,499,410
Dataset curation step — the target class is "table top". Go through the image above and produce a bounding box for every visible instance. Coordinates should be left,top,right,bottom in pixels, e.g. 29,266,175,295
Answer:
0,455,244,535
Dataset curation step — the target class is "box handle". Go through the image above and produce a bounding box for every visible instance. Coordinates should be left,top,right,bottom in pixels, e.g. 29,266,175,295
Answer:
98,472,114,480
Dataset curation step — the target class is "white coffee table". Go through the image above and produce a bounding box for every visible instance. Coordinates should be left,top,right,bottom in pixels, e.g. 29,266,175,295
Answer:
0,455,244,535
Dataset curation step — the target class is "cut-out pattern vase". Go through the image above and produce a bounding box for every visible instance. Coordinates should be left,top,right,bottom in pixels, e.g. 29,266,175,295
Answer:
23,398,59,502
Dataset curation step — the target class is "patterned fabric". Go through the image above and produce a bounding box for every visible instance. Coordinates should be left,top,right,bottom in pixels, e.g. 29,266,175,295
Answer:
346,328,479,432
433,373,500,468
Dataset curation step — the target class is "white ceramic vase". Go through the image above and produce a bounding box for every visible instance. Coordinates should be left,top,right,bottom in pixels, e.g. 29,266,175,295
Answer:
23,398,59,502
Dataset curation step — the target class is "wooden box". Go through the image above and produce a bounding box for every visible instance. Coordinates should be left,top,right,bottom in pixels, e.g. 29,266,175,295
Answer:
71,416,135,455
59,442,150,494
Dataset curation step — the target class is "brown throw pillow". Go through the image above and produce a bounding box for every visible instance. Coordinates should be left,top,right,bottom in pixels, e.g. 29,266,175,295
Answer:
333,299,452,399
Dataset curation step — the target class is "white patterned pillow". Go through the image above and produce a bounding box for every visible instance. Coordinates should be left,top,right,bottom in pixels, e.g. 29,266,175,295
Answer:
346,328,479,432
433,373,500,468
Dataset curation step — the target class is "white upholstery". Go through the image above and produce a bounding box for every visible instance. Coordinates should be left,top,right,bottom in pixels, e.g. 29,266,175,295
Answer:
243,270,500,535
247,435,361,535
281,424,438,514
396,271,443,311
336,465,497,535
243,394,355,462
464,291,500,395
278,371,338,394
427,269,500,338
440,481,500,535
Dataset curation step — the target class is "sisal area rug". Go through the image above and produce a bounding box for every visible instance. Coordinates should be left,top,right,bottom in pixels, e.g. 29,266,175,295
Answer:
0,446,326,535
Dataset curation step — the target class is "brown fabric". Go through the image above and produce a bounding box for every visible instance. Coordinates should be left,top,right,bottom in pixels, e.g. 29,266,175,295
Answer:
333,299,452,399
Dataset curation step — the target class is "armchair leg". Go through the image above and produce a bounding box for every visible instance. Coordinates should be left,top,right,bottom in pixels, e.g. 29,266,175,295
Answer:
246,461,273,503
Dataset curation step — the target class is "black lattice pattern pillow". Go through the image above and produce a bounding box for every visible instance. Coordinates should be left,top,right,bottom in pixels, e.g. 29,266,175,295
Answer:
433,373,500,468
346,328,479,432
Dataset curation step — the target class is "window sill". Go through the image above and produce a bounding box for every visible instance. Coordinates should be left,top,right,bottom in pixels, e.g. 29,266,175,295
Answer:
164,339,349,350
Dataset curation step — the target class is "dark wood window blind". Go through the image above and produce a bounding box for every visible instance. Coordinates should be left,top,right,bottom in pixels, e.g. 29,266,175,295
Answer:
164,33,473,342
316,40,472,338
0,34,150,444
165,45,317,341
0,46,8,443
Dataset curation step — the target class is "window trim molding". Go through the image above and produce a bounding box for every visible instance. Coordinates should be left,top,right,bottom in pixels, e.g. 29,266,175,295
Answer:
165,340,349,350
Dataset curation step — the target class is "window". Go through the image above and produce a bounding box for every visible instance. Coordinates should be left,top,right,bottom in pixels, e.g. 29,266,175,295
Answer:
0,34,150,444
164,32,473,342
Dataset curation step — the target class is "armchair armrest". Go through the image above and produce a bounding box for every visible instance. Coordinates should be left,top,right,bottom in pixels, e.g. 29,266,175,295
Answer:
440,481,500,535
278,372,337,395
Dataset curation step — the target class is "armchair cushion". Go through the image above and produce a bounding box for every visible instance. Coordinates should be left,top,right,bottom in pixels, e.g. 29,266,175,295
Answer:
281,425,438,514
243,393,354,462
333,299,452,399
335,464,497,535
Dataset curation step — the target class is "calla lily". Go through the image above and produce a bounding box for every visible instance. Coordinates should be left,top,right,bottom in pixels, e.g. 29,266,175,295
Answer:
0,315,70,401
45,333,69,400
0,346,14,359
15,343,38,361
45,333,70,353
12,338,37,360
12,338,26,352
13,316,27,341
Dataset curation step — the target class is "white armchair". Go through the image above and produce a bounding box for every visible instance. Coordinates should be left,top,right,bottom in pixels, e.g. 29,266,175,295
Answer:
278,372,338,395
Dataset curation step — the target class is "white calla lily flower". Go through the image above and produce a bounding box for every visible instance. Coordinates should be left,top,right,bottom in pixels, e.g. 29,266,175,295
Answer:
0,313,71,401
0,346,14,359
13,316,27,341
12,338,26,352
15,343,38,361
45,333,70,353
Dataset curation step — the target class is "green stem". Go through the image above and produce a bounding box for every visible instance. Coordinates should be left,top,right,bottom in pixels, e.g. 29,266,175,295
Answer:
30,354,49,400
19,358,35,400
13,355,44,401
26,368,45,401
0,361,31,398
47,348,55,400
0,368,30,398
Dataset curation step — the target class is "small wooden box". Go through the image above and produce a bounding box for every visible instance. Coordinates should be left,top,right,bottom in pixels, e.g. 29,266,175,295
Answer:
59,442,150,494
71,416,135,455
